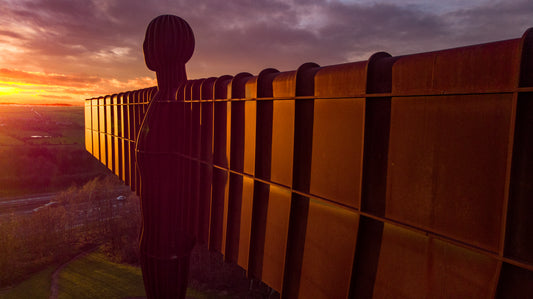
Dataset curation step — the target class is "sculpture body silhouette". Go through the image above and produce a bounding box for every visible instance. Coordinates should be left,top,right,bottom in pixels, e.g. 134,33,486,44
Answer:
135,15,195,299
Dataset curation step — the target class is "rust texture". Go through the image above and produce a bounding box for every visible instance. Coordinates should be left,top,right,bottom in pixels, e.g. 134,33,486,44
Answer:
84,15,533,298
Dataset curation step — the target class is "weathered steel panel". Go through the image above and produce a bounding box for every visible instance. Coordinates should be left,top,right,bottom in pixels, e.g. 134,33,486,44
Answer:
310,98,365,208
430,239,498,298
209,167,229,253
225,173,243,263
374,224,498,298
271,100,295,187
314,61,367,98
392,39,521,94
98,97,106,166
245,76,258,99
386,94,513,251
84,100,92,154
261,184,291,292
298,200,359,299
272,71,297,98
237,176,254,271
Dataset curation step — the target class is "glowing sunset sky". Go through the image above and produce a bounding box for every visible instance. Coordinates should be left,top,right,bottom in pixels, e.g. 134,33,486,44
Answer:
1,0,532,105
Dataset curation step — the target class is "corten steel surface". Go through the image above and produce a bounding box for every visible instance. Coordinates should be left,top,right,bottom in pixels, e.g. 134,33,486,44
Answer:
85,15,533,298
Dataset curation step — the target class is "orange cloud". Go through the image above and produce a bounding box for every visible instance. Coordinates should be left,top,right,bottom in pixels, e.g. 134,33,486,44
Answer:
0,68,155,105
0,68,102,88
39,94,74,99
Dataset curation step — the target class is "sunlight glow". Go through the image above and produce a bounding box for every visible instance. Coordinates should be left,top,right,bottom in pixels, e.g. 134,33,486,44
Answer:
0,86,20,96
0,80,43,88
111,47,131,56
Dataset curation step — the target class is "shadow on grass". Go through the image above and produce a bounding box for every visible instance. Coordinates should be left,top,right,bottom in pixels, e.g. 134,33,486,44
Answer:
2,245,279,299
0,266,56,299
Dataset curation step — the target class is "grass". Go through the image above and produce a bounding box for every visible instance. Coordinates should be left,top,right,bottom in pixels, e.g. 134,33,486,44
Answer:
0,248,245,299
0,105,84,147
58,251,219,299
0,134,24,146
56,250,222,299
57,251,146,299
0,251,146,299
0,105,107,197
0,265,56,299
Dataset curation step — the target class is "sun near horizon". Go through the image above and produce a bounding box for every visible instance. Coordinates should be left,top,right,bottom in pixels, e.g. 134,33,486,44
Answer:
0,2,158,107
0,68,156,106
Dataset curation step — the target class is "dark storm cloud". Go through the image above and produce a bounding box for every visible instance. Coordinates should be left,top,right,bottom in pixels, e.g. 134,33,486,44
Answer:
1,0,532,82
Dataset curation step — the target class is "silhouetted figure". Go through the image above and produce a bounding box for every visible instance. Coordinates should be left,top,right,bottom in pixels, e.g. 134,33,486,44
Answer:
136,15,195,299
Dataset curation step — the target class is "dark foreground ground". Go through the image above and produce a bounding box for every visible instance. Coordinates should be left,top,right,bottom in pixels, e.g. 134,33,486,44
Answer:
188,244,280,298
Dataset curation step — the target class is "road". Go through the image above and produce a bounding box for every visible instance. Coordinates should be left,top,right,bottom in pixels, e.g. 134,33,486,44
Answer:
0,193,56,216
0,186,130,218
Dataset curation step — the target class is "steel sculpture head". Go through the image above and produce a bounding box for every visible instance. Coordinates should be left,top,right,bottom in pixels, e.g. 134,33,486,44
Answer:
143,15,195,88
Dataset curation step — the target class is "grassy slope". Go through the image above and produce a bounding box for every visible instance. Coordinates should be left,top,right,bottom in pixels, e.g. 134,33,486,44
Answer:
0,247,255,299
57,250,218,299
0,251,146,299
57,251,146,299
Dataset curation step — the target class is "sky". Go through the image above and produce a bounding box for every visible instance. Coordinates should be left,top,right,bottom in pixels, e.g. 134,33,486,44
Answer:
0,0,532,105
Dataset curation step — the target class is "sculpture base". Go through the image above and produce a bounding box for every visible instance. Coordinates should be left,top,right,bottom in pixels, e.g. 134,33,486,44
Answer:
141,253,191,299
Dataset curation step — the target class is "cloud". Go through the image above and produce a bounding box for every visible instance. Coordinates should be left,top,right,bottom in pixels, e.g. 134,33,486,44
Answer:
0,0,531,104
0,68,102,88
445,0,533,43
0,68,156,101
1,0,154,80
39,94,74,100
0,30,25,40
163,0,532,75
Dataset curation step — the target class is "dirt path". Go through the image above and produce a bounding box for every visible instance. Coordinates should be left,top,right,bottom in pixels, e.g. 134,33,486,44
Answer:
49,248,98,299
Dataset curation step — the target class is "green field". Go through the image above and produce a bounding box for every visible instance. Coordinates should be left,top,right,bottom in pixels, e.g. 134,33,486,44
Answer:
0,105,85,146
0,249,225,299
0,105,107,197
